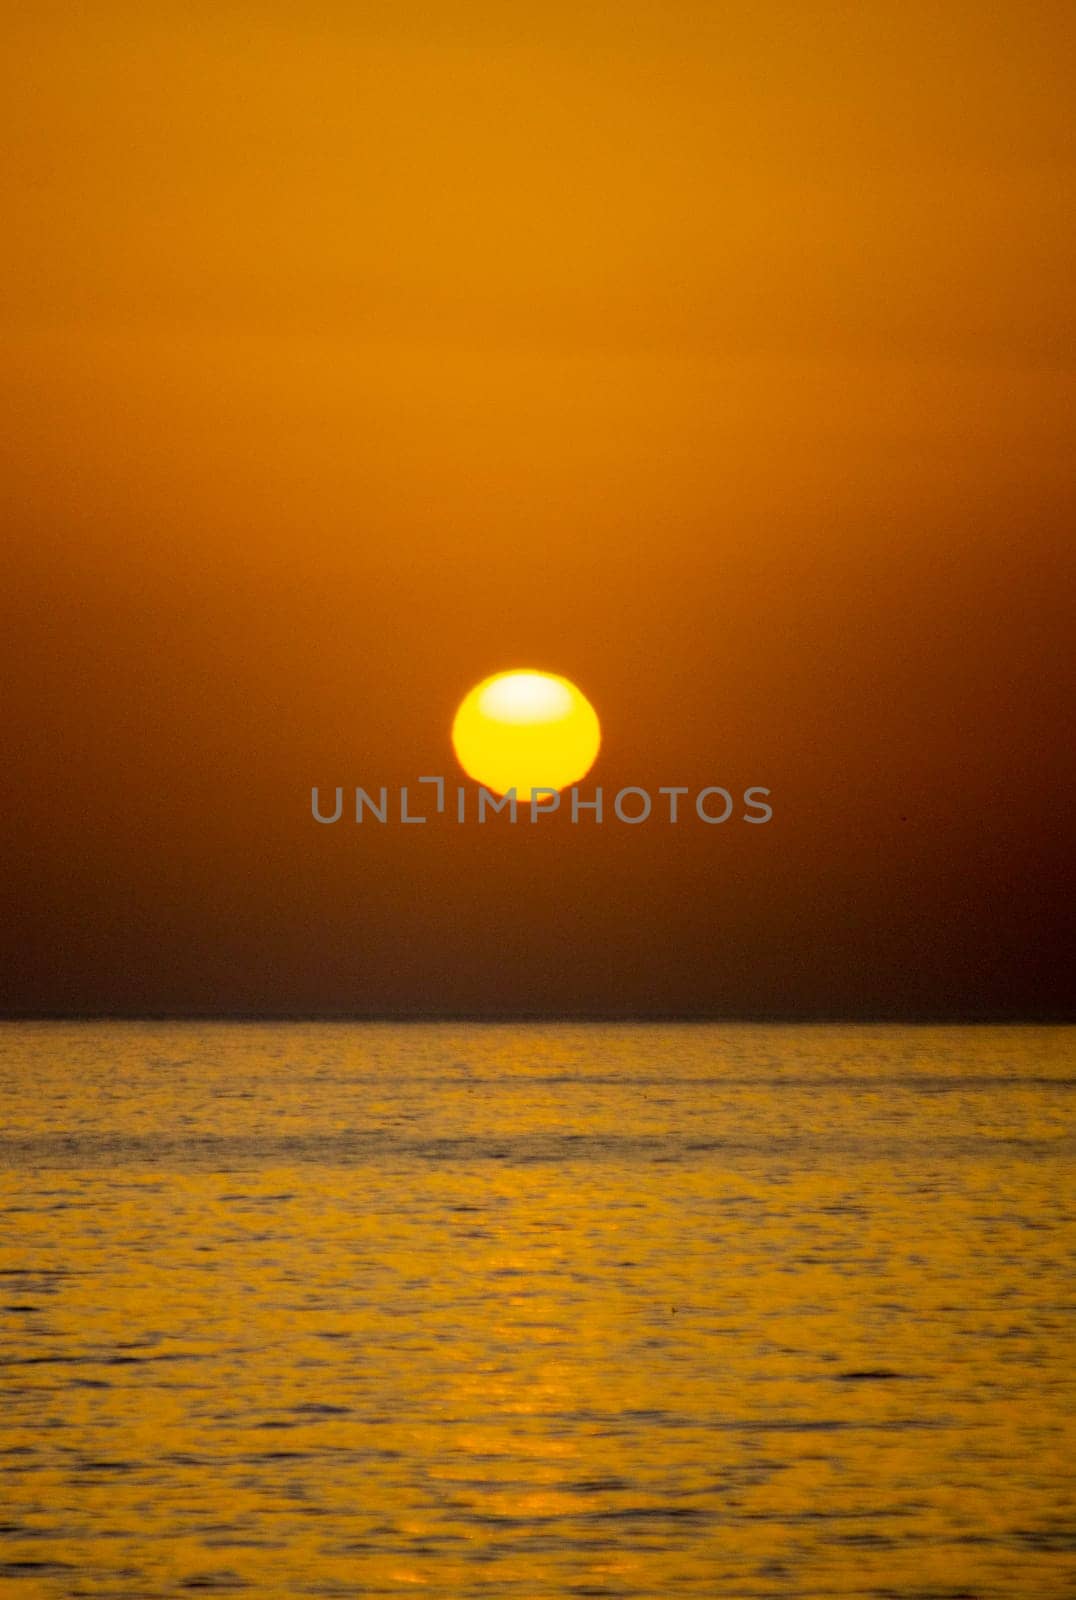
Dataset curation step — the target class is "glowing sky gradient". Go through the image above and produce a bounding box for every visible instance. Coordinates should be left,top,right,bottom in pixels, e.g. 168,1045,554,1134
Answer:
2,1,1073,1016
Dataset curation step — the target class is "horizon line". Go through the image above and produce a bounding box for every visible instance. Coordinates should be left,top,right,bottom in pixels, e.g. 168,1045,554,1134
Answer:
1,1012,1073,1026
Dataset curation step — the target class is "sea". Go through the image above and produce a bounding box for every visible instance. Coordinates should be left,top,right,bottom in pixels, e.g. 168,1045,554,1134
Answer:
0,1022,1072,1598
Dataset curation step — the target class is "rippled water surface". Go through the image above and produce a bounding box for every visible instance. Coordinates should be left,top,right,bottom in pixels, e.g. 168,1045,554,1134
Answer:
0,1022,1073,1597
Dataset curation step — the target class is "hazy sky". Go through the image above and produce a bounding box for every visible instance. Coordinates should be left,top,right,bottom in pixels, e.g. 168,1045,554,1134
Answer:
3,1,1074,1016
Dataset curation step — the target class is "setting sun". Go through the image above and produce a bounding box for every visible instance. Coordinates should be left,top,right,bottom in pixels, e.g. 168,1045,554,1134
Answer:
451,670,601,800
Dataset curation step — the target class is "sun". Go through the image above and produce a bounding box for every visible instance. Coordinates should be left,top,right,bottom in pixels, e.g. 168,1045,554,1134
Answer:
451,670,601,800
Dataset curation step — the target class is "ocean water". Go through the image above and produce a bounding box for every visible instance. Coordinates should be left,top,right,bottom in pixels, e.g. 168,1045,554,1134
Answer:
0,1022,1073,1599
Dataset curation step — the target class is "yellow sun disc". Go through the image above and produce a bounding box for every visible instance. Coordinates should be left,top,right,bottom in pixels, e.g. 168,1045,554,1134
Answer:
451,670,601,800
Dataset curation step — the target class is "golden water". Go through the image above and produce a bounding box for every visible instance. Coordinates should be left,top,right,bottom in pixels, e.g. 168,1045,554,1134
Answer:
0,1023,1073,1596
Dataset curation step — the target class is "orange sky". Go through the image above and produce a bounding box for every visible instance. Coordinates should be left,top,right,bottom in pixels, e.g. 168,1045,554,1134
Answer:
3,1,1074,1016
